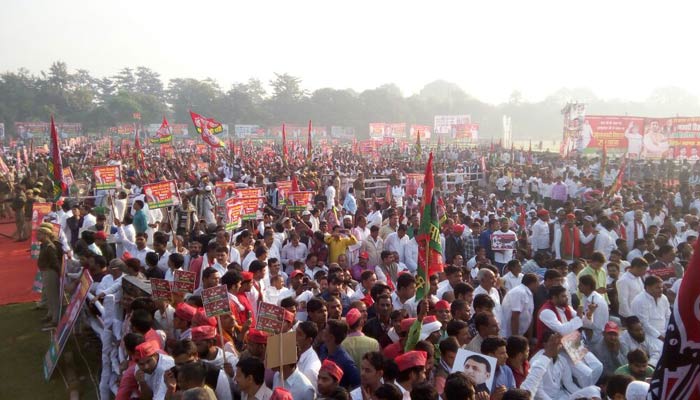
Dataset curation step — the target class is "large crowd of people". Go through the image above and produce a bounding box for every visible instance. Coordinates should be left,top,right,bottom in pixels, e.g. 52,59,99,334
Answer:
3,137,699,400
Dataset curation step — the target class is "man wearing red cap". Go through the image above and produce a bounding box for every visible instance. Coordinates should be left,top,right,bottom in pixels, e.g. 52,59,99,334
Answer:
317,359,345,398
191,325,237,371
394,350,428,399
341,307,379,368
173,302,196,341
269,387,293,400
350,251,374,282
588,321,628,375
134,340,175,400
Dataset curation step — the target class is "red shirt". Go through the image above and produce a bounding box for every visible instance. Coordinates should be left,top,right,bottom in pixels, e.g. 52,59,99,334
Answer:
508,359,530,388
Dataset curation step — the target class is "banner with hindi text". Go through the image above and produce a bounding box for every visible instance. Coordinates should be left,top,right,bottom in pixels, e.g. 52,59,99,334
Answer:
142,180,181,209
93,165,122,190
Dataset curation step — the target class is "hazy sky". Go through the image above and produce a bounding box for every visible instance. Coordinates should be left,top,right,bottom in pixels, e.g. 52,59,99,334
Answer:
1,0,698,104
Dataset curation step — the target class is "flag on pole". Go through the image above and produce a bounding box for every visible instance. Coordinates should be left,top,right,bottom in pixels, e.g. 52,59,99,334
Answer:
307,120,313,159
415,152,444,301
282,123,288,161
599,142,607,181
189,111,225,148
134,125,147,171
48,116,66,201
150,116,173,144
648,237,700,399
415,129,422,160
608,155,627,196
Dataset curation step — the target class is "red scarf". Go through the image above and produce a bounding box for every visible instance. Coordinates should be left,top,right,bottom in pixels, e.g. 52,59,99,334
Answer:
561,226,581,259
634,221,646,240
536,300,574,348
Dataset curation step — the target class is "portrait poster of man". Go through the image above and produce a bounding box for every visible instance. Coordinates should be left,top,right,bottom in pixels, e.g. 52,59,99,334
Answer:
451,349,498,394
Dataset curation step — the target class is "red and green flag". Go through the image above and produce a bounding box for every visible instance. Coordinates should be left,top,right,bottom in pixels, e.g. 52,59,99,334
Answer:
190,110,225,148
150,116,173,144
306,120,313,159
48,116,66,201
415,152,444,301
608,154,627,196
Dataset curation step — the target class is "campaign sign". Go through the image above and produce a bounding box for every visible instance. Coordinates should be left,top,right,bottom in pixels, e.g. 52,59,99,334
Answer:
491,232,517,251
225,199,243,230
93,165,122,190
173,270,196,294
142,180,180,209
202,284,231,318
256,302,286,335
150,278,172,302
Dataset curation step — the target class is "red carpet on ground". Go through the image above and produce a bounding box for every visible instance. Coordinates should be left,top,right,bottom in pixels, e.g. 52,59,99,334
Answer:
0,222,40,305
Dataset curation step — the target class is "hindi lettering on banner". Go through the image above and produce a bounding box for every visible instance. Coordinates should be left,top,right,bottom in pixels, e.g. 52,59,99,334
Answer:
238,197,264,221
368,123,407,139
255,302,286,335
141,180,181,209
287,191,315,213
43,269,93,381
215,182,236,208
93,165,122,190
234,188,264,199
234,124,263,138
202,285,231,318
434,115,471,135
491,231,517,251
172,270,196,294
150,278,172,302
30,202,53,259
225,199,243,230
578,116,646,156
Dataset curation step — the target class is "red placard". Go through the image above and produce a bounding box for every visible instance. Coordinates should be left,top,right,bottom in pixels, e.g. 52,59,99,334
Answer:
93,165,122,190
150,278,172,302
255,302,286,334
202,285,231,318
287,191,315,213
173,270,196,294
491,232,517,251
142,180,181,209
405,173,424,197
30,202,53,259
225,199,243,230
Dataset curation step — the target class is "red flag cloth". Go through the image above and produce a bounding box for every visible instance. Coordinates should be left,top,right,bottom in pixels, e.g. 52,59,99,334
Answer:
415,152,444,300
291,175,299,192
282,123,288,160
134,125,147,170
48,116,66,201
648,237,700,399
189,111,225,148
608,155,627,196
307,120,312,158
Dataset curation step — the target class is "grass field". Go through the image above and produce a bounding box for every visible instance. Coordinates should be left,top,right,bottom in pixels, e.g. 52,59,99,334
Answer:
0,303,100,399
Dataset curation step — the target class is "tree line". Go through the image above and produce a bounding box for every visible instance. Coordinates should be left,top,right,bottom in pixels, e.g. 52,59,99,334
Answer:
1,61,699,140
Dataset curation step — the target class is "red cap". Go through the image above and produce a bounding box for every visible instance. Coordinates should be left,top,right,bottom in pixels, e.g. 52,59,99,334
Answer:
359,251,369,259
241,271,254,281
192,308,217,327
399,317,417,333
565,213,576,221
290,270,305,279
247,328,268,344
95,231,107,240
270,388,293,400
121,251,133,261
133,340,159,362
604,321,619,334
395,350,428,372
434,300,450,311
284,310,295,323
537,209,549,217
174,303,196,322
345,308,361,327
453,224,466,236
191,325,217,341
320,359,344,382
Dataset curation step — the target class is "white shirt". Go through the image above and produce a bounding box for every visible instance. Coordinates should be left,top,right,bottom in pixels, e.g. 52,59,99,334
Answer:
616,271,644,318
403,238,418,274
581,291,609,344
538,306,583,336
530,350,581,400
280,242,308,272
630,291,671,339
493,229,516,264
619,330,663,367
531,219,551,251
503,271,523,292
384,232,409,263
594,228,616,259
241,385,272,400
297,346,321,392
473,285,502,323
500,284,534,337
391,292,418,317
135,354,175,400
325,185,336,209
626,248,645,262
272,368,315,400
